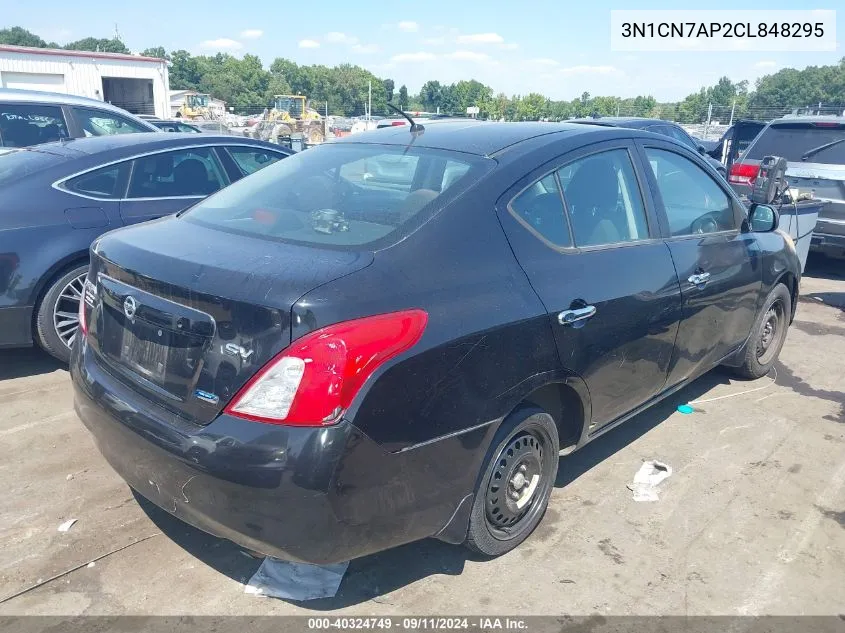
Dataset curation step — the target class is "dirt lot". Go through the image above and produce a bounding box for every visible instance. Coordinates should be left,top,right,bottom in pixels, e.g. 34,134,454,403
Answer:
1,256,844,616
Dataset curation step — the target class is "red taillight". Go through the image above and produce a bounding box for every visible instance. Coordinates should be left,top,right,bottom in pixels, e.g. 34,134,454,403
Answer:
728,161,760,185
78,278,95,338
391,120,407,126
78,289,87,336
225,309,428,426
811,122,842,128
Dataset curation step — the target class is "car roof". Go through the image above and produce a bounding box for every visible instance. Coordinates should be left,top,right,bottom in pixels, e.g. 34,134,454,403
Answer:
35,132,280,156
331,121,618,156
772,115,845,125
570,117,676,129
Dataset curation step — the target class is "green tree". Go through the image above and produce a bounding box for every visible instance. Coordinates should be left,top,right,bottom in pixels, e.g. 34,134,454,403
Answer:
169,50,202,90
419,80,443,111
141,46,168,61
382,79,395,102
64,37,129,54
0,26,47,47
398,85,409,109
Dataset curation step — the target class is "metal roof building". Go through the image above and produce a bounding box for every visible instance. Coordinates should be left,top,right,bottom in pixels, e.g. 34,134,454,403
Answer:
0,45,170,118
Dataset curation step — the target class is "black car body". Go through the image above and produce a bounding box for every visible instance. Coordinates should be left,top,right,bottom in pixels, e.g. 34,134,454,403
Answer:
572,117,728,176
728,116,845,258
0,133,291,361
72,122,800,564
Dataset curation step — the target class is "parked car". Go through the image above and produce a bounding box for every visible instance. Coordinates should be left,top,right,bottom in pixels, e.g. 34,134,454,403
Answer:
0,88,159,147
728,115,845,258
707,119,767,171
0,133,292,362
72,122,799,565
572,117,728,176
193,121,233,135
146,119,202,133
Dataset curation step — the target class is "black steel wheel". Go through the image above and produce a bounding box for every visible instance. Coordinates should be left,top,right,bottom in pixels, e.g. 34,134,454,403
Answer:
733,282,792,379
465,407,558,556
756,299,786,366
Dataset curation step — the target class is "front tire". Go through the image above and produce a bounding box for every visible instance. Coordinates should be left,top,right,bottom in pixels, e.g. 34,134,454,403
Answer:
465,407,559,557
35,263,89,363
734,282,791,379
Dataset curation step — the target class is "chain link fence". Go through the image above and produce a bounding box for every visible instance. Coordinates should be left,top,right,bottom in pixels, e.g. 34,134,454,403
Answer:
178,99,845,147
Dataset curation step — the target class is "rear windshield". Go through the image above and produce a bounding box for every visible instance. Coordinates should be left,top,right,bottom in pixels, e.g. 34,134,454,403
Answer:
0,148,68,187
746,123,845,165
182,143,489,248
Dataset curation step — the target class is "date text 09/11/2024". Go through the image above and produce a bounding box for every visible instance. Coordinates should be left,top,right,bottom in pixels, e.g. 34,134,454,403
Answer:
307,618,529,630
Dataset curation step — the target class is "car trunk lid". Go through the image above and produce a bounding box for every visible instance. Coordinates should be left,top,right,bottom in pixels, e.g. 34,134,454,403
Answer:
86,216,373,425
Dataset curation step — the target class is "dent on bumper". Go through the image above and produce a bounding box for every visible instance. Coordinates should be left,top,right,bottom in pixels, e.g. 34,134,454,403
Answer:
71,343,481,563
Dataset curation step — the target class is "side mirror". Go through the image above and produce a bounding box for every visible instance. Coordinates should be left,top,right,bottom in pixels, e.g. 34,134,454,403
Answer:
749,204,780,232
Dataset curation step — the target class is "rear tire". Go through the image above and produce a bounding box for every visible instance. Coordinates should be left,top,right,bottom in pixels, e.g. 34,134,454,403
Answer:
35,263,89,363
465,407,558,557
733,283,791,379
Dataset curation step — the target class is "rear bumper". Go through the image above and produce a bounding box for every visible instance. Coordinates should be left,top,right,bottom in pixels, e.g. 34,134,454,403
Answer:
810,231,845,255
71,340,476,563
0,306,33,348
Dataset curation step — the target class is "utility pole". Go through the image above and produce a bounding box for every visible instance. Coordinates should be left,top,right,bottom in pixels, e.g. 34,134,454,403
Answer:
729,99,736,127
704,102,713,138
368,81,372,121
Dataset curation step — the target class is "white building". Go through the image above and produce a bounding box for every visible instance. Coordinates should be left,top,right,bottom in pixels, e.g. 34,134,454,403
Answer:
0,44,170,118
169,90,227,119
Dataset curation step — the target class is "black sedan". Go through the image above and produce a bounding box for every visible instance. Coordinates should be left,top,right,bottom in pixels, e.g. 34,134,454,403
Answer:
0,133,291,361
71,122,800,563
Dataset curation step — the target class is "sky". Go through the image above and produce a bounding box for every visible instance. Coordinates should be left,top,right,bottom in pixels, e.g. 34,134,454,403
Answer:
4,0,843,101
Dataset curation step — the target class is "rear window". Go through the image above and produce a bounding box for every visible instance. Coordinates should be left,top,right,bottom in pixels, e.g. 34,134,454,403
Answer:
746,123,845,165
182,143,489,248
0,103,69,147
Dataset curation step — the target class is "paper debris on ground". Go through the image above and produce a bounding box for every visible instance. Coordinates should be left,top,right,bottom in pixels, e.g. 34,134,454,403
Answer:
244,558,349,601
627,460,672,502
87,561,95,568
57,519,77,532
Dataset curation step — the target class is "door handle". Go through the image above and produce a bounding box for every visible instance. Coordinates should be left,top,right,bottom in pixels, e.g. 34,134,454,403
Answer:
688,272,711,287
558,305,597,326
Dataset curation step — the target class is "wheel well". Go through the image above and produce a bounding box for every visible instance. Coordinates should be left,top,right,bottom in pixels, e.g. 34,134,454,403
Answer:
520,382,585,450
32,255,90,318
776,271,798,322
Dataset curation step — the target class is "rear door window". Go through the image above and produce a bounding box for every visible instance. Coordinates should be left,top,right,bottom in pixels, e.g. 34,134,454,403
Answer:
746,123,845,165
509,174,570,247
560,149,649,247
182,144,489,248
65,164,129,199
0,103,69,147
72,107,150,137
127,147,228,198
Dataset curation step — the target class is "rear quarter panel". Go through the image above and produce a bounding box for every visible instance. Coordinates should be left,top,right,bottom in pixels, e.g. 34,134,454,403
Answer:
0,186,114,310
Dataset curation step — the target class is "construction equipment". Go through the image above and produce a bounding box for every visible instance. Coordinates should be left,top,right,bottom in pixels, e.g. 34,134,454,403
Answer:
252,95,324,145
175,94,215,120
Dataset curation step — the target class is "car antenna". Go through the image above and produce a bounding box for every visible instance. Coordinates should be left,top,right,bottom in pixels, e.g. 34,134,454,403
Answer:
386,103,425,134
